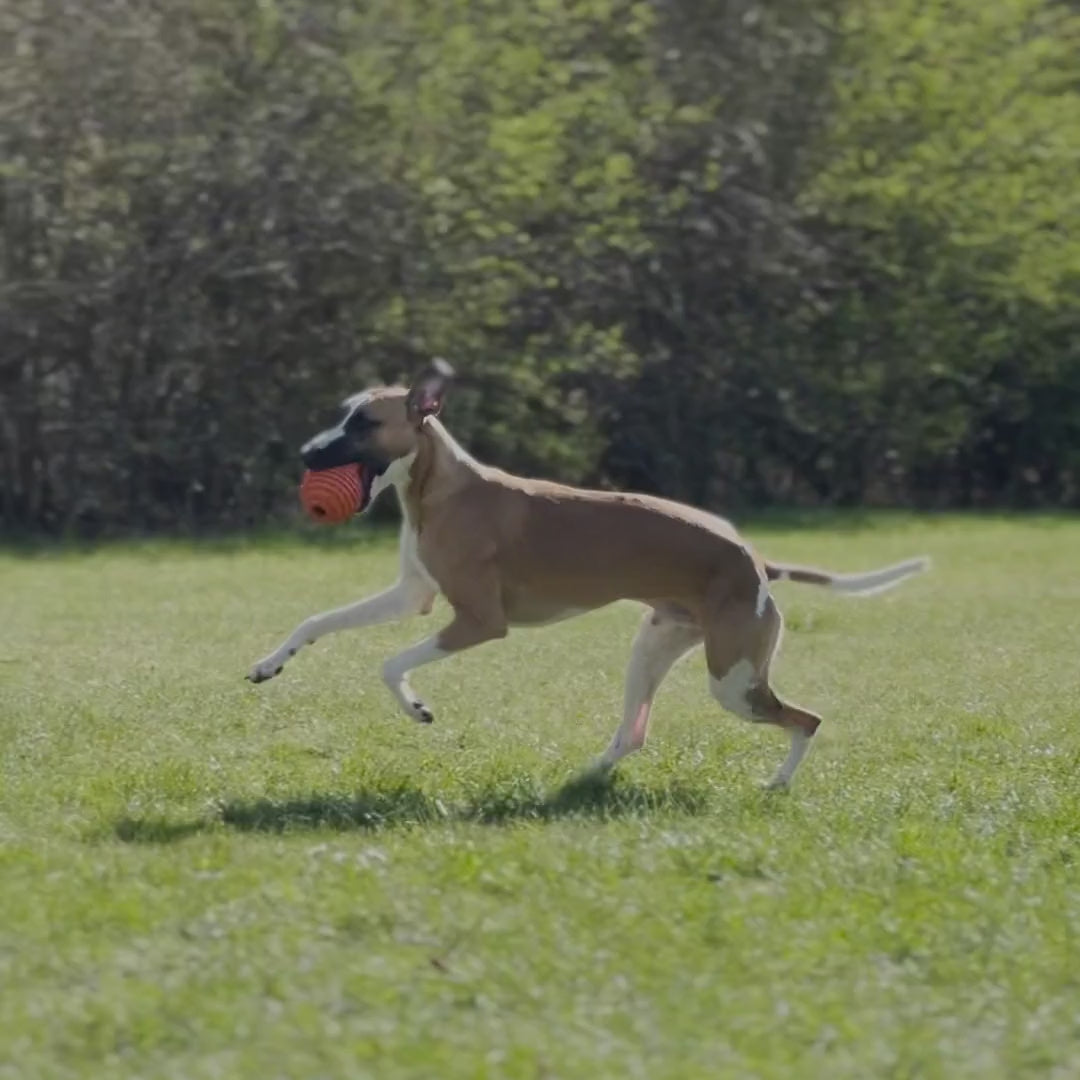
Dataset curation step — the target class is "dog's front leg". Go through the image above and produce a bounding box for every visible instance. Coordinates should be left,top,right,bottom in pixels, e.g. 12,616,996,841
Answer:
381,605,507,724
246,577,436,684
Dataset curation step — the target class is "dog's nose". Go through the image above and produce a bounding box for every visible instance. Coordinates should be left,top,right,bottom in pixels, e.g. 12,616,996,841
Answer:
302,445,335,471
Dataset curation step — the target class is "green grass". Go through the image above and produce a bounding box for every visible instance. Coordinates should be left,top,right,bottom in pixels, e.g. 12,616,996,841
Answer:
2,514,1080,1079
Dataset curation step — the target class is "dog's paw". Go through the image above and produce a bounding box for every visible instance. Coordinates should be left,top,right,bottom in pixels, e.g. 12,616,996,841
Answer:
246,656,285,684
408,699,434,724
760,775,791,793
584,757,616,778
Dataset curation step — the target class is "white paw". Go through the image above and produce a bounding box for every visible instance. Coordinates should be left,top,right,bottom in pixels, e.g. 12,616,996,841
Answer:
246,652,289,684
398,696,433,724
382,668,434,724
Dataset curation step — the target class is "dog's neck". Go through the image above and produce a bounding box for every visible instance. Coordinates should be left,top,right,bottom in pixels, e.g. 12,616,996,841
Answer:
398,417,480,529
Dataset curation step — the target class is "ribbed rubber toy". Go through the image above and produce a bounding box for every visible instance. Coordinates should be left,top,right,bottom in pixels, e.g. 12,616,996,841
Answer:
299,465,363,524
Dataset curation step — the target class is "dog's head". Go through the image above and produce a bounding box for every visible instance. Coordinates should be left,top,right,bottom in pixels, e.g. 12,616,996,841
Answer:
300,359,454,514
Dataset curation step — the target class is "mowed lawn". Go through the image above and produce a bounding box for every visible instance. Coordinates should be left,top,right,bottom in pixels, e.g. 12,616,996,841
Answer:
2,515,1079,1079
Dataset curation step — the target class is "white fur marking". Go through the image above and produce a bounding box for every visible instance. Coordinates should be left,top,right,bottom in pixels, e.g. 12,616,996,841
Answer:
424,417,479,467
381,634,449,720
343,391,373,411
709,659,757,720
755,579,770,616
247,576,434,682
398,519,439,595
372,449,416,505
301,424,345,454
766,729,812,789
828,556,931,597
301,393,376,456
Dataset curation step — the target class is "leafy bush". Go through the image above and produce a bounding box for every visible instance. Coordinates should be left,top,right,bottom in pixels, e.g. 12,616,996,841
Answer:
1,0,1077,534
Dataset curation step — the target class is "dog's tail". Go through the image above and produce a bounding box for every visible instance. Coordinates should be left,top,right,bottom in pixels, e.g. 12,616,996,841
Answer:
764,555,930,597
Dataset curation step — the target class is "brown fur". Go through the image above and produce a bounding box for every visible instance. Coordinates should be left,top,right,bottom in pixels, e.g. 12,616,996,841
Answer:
249,368,926,787
363,386,814,756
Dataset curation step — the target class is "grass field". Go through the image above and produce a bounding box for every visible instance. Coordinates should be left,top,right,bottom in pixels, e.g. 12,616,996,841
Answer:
2,514,1080,1079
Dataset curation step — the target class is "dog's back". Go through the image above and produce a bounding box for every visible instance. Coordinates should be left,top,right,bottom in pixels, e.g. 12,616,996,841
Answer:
430,467,764,618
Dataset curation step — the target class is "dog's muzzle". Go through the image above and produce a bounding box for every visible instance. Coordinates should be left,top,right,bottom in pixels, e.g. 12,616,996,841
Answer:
300,432,388,514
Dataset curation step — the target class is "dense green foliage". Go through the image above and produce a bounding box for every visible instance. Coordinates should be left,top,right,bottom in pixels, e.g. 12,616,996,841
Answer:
2,0,1078,533
3,518,1080,1075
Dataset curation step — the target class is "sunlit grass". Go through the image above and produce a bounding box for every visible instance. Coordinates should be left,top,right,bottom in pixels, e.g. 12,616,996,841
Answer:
2,514,1078,1078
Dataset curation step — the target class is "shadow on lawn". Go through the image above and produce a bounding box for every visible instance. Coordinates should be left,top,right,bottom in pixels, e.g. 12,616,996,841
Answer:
113,773,714,843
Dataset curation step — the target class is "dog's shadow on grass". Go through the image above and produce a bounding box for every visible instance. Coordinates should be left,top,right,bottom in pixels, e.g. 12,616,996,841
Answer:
113,773,717,844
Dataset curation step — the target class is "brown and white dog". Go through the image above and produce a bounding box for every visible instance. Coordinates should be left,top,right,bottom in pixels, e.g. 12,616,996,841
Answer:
247,361,928,789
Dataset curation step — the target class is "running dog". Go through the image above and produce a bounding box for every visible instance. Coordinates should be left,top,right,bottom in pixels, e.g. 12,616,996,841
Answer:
248,361,928,788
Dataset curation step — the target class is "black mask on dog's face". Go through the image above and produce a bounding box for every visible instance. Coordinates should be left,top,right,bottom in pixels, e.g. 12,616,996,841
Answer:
299,359,455,512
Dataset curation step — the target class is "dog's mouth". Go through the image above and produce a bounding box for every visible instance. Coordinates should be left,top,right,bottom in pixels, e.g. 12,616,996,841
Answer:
354,460,392,514
356,464,375,513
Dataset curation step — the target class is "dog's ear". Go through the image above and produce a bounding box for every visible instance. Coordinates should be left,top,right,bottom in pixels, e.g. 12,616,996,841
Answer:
405,357,455,425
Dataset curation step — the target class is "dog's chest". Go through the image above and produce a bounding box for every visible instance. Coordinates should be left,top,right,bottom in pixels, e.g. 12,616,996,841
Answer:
399,521,440,593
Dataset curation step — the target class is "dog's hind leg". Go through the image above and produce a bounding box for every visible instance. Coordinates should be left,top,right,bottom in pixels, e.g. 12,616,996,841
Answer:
705,592,821,790
591,610,702,773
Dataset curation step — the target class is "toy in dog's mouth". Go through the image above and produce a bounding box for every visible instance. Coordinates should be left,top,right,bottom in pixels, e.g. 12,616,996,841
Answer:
299,463,373,524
